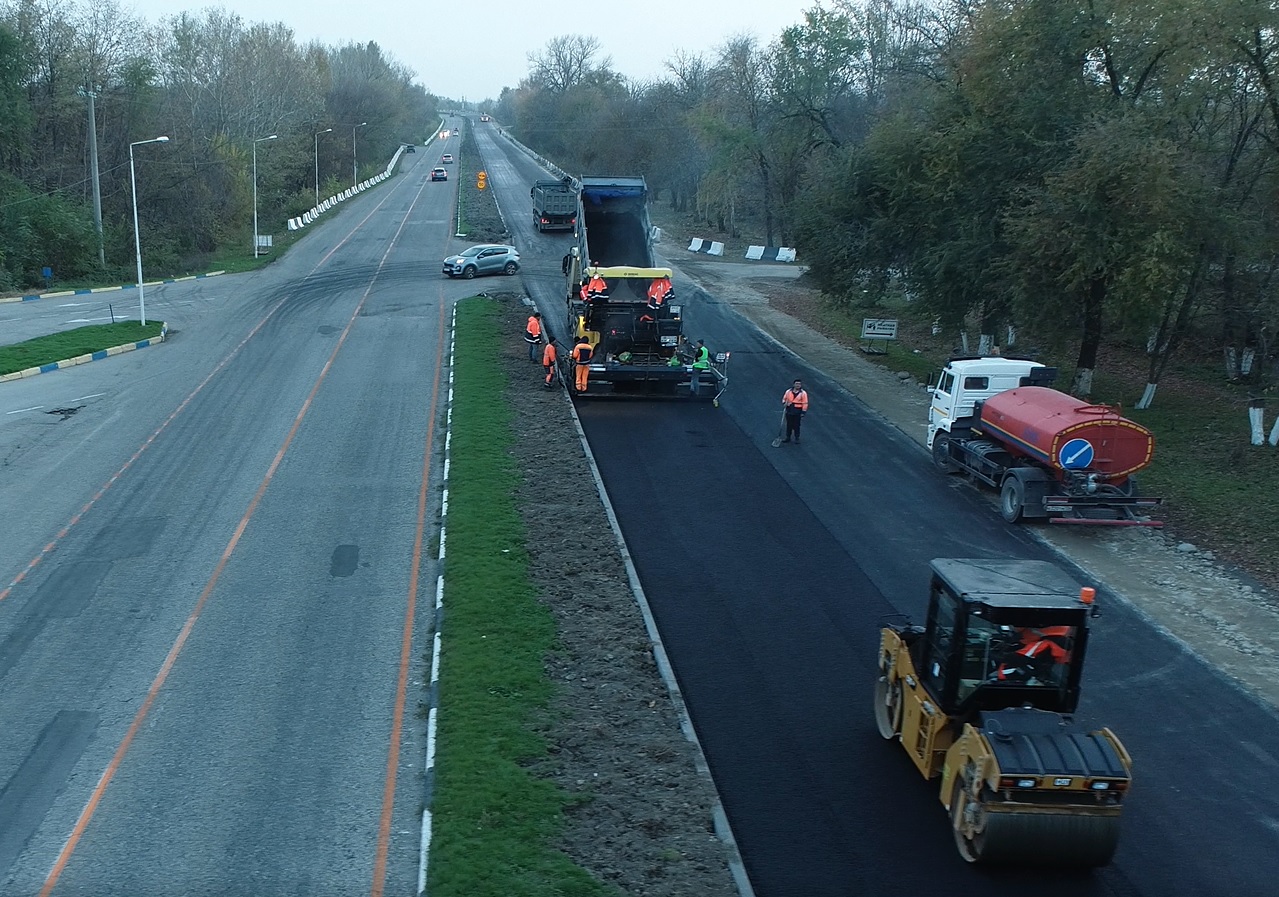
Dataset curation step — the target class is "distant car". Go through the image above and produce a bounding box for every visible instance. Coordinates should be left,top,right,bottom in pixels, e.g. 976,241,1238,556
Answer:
442,244,520,279
406,144,416,153
452,129,460,136
441,153,454,164
431,167,447,181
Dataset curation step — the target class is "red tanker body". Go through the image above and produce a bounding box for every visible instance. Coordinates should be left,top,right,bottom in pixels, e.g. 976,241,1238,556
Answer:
928,358,1162,526
977,387,1155,483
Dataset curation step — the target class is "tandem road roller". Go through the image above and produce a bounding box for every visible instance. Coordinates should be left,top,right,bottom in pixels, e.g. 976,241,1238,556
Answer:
875,559,1133,866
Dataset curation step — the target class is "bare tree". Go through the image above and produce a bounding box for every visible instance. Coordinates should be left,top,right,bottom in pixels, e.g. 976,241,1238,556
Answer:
526,34,610,93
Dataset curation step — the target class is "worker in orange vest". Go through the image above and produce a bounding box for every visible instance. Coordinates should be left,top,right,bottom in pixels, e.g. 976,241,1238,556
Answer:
541,338,558,389
524,312,543,360
996,626,1074,682
781,379,809,443
647,276,673,310
572,335,593,393
586,271,609,303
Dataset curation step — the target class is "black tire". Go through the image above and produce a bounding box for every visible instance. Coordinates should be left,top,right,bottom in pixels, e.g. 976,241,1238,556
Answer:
932,434,956,473
504,262,519,275
1000,477,1025,523
462,266,477,279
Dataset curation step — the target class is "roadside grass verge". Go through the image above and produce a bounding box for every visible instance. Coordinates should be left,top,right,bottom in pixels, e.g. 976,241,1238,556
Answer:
0,322,166,376
430,297,608,897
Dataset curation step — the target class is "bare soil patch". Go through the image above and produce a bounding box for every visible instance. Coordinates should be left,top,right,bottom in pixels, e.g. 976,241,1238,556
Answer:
492,294,739,897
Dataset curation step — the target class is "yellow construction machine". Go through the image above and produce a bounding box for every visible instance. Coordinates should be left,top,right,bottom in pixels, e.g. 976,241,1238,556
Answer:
875,559,1133,866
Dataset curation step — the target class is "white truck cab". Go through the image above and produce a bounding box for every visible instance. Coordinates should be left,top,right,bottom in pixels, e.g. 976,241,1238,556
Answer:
927,357,1047,447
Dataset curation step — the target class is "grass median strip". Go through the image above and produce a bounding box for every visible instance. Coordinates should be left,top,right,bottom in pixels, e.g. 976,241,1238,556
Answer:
0,322,165,376
432,297,608,897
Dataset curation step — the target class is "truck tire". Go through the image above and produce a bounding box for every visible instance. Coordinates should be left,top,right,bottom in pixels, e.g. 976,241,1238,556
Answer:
932,434,957,473
1000,477,1025,523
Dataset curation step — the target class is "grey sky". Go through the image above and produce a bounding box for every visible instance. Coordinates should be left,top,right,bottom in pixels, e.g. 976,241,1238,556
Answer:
125,0,816,101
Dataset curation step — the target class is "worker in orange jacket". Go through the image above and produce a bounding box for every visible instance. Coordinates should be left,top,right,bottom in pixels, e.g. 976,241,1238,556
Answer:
781,379,809,443
586,271,609,303
524,312,543,360
646,276,673,310
541,338,558,389
996,626,1074,682
572,335,593,393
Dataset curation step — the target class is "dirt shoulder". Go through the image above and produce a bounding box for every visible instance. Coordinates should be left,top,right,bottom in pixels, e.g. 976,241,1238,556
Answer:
667,250,1279,712
496,297,740,897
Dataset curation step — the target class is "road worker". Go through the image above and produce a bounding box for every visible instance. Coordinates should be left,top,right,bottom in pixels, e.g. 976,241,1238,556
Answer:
691,339,711,396
647,275,673,311
781,379,809,443
542,338,558,388
586,270,609,303
995,626,1074,682
524,312,543,360
572,335,593,393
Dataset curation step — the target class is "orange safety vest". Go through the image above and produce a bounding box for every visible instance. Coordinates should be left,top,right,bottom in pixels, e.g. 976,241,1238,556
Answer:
647,277,672,306
586,274,609,299
542,342,557,366
572,341,593,364
783,388,809,413
997,628,1071,680
525,316,542,342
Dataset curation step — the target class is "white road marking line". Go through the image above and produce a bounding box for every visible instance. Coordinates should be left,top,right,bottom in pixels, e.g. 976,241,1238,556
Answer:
6,406,43,415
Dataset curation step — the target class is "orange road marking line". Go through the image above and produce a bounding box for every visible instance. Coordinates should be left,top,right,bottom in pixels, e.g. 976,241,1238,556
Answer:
36,172,433,896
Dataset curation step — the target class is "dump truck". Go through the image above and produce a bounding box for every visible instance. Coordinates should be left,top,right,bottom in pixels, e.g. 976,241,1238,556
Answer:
876,558,1133,866
563,176,727,401
928,356,1162,525
531,178,578,232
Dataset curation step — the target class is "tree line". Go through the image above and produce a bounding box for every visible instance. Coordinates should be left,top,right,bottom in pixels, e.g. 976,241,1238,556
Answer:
0,0,434,291
499,1,1279,402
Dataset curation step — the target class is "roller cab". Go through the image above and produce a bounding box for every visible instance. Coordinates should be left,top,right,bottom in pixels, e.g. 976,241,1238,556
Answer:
875,559,1133,866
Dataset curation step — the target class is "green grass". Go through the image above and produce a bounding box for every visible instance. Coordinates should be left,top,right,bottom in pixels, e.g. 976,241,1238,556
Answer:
430,298,610,897
0,322,166,376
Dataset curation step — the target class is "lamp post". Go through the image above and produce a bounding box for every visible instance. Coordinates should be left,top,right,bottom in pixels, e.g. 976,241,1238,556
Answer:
129,135,169,327
314,128,332,207
252,134,278,258
352,121,367,186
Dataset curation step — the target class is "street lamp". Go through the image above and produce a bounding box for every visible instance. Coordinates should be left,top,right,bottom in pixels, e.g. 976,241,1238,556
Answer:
129,135,169,327
314,128,332,207
252,134,278,258
352,121,367,186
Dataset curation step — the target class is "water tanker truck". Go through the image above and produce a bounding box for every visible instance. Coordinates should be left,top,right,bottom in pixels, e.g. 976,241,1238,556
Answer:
928,356,1162,525
563,176,727,401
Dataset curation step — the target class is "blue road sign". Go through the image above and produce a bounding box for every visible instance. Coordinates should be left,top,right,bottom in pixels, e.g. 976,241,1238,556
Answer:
1059,437,1094,470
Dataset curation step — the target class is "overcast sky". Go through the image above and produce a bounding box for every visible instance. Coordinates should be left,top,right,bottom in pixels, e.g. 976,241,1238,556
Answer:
124,0,816,101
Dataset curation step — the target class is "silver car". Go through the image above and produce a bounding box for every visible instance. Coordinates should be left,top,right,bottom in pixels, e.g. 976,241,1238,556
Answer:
442,244,520,279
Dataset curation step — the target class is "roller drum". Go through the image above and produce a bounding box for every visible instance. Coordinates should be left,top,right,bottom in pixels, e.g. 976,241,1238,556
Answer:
953,800,1121,867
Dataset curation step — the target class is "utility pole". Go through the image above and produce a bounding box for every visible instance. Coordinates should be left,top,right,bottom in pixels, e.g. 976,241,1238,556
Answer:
82,87,105,268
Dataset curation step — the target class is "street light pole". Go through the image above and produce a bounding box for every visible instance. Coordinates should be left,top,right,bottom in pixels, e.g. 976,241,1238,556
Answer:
352,121,367,187
314,128,332,207
129,135,169,327
252,134,278,258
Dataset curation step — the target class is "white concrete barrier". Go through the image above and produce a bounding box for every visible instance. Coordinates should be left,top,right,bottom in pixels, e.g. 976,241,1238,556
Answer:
745,245,765,260
707,242,725,256
688,238,705,252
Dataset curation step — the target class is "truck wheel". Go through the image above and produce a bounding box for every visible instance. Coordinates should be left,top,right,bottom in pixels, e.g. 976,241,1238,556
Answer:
932,434,956,473
462,266,477,279
1000,477,1025,523
504,262,519,275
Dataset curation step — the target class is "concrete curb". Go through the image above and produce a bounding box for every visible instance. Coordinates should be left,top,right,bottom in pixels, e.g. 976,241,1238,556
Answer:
2,271,225,305
0,324,168,383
